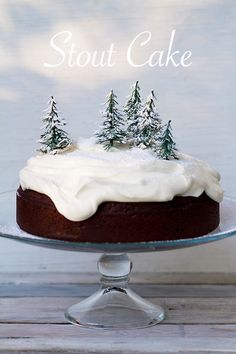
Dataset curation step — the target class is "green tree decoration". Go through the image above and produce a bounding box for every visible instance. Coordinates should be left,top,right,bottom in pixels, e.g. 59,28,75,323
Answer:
124,81,142,140
39,96,72,154
96,90,125,150
159,120,178,160
133,90,162,153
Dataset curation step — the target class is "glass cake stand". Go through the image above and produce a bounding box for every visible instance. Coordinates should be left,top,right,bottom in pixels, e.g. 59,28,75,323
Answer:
1,192,236,330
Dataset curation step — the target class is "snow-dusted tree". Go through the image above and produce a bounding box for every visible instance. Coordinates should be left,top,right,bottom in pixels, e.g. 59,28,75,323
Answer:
159,120,178,160
39,96,72,154
124,81,142,139
133,90,162,153
96,90,126,150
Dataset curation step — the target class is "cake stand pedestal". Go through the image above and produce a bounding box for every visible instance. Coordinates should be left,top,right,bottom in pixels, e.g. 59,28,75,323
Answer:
65,253,164,329
1,192,236,329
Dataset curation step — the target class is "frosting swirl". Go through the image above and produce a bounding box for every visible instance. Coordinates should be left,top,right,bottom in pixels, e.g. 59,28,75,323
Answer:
20,138,223,221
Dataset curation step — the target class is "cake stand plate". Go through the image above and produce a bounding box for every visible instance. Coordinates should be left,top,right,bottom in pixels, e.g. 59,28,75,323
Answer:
1,192,236,329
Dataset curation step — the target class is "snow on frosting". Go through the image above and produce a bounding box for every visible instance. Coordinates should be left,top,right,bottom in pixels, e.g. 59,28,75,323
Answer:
19,138,223,222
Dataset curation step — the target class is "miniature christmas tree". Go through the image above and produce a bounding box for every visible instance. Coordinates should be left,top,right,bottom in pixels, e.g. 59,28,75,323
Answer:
159,120,178,160
96,90,125,150
39,96,72,154
133,90,162,153
124,81,142,139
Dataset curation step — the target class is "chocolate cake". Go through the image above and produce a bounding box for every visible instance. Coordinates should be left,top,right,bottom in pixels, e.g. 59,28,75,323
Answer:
16,130,224,242
17,186,219,242
16,88,225,243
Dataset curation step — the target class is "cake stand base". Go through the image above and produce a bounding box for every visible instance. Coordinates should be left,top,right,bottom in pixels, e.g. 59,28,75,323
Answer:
64,253,165,329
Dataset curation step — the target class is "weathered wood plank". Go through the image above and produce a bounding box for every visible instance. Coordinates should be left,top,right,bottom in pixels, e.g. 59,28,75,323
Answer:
1,335,236,353
2,272,236,285
1,352,236,354
1,324,236,353
1,323,236,338
1,324,236,354
2,352,236,354
1,283,236,298
1,297,236,324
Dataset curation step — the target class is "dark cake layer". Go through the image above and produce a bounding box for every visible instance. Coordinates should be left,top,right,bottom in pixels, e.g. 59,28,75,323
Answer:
16,187,219,242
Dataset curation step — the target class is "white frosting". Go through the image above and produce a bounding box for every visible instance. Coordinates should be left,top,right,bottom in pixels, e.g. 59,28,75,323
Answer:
20,138,223,222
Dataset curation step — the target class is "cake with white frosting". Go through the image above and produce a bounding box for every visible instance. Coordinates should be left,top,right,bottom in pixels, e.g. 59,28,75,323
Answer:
16,137,223,242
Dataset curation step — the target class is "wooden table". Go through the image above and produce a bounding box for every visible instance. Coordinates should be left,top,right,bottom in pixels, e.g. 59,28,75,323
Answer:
1,272,236,353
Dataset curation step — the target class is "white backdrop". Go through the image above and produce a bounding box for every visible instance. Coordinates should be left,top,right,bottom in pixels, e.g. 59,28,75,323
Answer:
0,0,236,273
